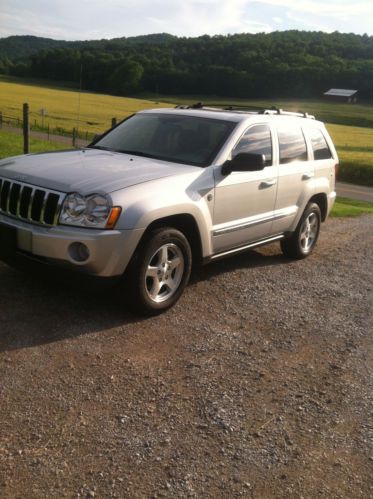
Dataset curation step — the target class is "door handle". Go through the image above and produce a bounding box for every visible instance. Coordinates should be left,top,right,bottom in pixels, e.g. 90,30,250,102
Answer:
302,172,314,180
260,179,277,188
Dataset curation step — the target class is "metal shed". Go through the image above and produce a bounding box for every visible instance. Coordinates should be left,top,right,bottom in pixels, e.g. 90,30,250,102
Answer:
323,89,358,103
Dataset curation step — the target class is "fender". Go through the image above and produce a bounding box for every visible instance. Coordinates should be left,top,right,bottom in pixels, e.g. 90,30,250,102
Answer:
110,168,215,257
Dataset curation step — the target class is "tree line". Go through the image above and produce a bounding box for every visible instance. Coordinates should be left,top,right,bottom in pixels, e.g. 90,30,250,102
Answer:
1,31,373,98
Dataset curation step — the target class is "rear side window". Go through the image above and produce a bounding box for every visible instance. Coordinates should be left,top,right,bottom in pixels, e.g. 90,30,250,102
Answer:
309,128,332,160
232,124,272,166
277,125,308,164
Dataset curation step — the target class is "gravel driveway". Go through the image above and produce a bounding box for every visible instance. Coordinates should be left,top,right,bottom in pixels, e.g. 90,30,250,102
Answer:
0,215,372,498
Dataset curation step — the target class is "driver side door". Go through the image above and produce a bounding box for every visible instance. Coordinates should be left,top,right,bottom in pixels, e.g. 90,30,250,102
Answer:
212,123,278,253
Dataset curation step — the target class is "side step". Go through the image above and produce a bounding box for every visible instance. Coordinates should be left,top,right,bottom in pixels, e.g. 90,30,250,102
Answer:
207,234,285,262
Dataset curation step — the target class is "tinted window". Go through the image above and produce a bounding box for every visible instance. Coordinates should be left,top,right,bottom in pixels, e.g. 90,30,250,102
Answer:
278,126,308,164
233,124,272,166
309,128,332,160
92,113,235,167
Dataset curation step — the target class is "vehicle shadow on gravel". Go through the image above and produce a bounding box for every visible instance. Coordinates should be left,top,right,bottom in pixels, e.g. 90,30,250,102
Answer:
0,264,142,353
0,247,288,352
191,246,290,283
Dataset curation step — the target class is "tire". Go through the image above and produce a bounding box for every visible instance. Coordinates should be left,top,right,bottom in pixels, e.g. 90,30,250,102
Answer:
281,202,321,260
127,227,192,314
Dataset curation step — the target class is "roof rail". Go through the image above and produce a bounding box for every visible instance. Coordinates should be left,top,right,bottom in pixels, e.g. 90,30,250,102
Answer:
259,106,315,119
174,102,315,119
175,102,222,111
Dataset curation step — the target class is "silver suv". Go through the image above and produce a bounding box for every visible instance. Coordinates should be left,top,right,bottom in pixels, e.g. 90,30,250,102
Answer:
0,105,337,313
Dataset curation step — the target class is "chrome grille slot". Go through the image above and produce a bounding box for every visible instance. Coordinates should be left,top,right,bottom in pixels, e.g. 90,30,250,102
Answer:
9,183,21,215
20,187,32,218
31,189,45,222
0,177,64,227
0,180,11,211
44,193,61,225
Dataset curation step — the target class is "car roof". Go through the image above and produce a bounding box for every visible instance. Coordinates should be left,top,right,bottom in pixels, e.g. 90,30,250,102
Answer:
140,108,245,122
139,107,325,127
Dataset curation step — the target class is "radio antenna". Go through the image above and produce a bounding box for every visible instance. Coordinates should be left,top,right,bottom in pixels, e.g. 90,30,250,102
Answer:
76,63,83,145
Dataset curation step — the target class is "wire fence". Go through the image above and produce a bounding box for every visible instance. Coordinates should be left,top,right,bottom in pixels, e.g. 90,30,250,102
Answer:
0,106,118,150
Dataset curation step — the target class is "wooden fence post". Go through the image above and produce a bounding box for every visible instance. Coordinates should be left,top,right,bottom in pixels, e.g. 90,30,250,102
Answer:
72,127,76,147
23,103,30,154
111,117,117,128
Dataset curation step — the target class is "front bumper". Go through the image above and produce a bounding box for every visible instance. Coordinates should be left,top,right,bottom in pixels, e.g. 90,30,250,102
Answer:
0,213,145,277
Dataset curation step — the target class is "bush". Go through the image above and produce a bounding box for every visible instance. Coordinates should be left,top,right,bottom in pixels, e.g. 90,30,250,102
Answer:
339,162,373,187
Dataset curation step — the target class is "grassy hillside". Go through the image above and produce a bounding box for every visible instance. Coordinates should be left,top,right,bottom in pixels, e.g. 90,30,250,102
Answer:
0,77,172,135
0,78,372,185
327,124,373,186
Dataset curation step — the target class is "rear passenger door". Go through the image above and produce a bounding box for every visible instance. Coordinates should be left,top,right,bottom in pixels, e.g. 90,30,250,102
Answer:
272,122,314,234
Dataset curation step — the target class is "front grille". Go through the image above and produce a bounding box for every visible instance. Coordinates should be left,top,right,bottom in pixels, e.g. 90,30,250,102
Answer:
0,177,65,226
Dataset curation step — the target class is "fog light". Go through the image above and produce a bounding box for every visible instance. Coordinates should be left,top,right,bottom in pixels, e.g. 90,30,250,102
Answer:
68,242,90,263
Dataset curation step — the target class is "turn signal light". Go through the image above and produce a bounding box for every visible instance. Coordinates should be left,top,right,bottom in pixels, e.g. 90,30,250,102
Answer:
106,207,122,229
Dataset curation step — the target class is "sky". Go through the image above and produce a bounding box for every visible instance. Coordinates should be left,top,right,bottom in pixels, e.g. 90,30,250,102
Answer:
0,0,372,40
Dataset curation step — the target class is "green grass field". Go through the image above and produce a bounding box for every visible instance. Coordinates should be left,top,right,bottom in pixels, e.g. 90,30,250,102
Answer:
330,197,373,217
0,76,172,136
0,77,372,186
326,124,373,186
0,129,68,159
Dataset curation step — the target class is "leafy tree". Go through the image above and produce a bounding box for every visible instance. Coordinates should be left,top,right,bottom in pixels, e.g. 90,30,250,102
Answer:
107,59,144,95
2,30,373,98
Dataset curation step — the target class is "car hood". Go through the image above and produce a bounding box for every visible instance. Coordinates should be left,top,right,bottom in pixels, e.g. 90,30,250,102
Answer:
0,149,199,194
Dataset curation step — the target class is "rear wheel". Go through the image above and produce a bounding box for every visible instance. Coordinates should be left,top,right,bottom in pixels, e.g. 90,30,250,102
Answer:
281,202,321,259
128,227,192,314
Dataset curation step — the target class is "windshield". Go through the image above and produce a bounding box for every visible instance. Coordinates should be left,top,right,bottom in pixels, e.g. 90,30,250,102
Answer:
90,113,236,167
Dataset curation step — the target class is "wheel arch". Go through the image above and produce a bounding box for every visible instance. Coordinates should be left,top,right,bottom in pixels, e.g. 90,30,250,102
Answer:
138,213,203,266
309,192,328,221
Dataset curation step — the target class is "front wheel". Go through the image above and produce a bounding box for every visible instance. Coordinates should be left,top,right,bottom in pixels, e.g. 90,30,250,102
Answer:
281,202,321,259
128,227,192,314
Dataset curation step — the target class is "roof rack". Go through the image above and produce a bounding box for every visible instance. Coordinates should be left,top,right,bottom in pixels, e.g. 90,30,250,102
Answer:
258,106,315,119
174,102,315,119
175,102,222,111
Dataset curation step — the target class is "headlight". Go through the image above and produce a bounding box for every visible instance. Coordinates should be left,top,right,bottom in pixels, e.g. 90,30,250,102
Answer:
59,193,120,228
85,194,111,225
61,193,87,222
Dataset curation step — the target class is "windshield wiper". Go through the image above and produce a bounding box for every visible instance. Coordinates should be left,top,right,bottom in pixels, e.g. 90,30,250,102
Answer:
88,145,112,151
118,149,162,160
88,146,161,159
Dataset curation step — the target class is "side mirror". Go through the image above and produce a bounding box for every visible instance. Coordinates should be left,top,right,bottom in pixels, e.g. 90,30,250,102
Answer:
222,153,266,175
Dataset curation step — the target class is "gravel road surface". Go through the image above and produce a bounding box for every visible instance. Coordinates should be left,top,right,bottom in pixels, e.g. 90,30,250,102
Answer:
0,215,372,498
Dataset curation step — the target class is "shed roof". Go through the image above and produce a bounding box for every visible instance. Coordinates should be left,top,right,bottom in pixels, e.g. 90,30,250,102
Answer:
324,88,358,97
